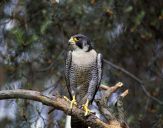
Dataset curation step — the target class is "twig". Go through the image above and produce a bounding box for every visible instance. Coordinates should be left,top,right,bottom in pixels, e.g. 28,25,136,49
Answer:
99,82,123,98
104,59,163,105
104,59,143,83
96,82,129,128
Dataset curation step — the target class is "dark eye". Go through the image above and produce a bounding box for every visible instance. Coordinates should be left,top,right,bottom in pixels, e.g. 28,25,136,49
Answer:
76,37,79,41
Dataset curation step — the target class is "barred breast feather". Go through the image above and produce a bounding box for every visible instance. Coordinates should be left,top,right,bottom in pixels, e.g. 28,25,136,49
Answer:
69,49,97,104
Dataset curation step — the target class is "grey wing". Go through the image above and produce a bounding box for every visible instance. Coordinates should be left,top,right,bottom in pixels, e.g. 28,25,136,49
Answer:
94,53,103,98
65,51,73,100
90,53,103,103
97,53,103,86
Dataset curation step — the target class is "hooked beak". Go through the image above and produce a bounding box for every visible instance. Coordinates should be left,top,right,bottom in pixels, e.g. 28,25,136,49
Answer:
68,37,76,45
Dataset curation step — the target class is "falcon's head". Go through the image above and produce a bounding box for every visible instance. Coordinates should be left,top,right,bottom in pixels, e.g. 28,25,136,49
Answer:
68,34,92,52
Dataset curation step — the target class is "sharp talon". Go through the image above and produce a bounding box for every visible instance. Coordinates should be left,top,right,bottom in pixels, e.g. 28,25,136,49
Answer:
64,96,77,109
63,96,70,102
82,99,91,116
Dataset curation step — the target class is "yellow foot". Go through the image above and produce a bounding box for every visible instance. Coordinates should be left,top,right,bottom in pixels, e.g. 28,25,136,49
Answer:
64,95,77,109
82,99,91,116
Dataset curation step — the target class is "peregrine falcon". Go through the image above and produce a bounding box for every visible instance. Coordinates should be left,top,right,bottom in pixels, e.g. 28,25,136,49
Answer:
65,34,103,128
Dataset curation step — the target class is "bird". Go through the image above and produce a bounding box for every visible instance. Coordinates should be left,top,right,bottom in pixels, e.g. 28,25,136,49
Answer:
64,34,103,128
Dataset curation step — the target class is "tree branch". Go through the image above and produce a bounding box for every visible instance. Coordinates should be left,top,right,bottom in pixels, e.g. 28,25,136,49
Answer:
0,89,120,128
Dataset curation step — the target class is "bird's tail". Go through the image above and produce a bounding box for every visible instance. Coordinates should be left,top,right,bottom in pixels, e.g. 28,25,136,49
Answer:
71,116,88,128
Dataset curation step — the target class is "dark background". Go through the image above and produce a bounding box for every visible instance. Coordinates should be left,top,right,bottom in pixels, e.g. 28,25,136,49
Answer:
0,0,163,127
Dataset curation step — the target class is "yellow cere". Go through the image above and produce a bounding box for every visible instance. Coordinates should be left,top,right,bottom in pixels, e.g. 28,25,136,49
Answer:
73,37,79,42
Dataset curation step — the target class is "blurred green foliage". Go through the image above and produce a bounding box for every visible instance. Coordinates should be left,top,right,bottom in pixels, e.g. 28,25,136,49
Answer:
0,0,163,128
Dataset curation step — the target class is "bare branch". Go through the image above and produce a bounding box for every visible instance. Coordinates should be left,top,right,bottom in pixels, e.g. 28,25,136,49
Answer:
99,82,123,99
0,89,122,128
96,83,129,128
